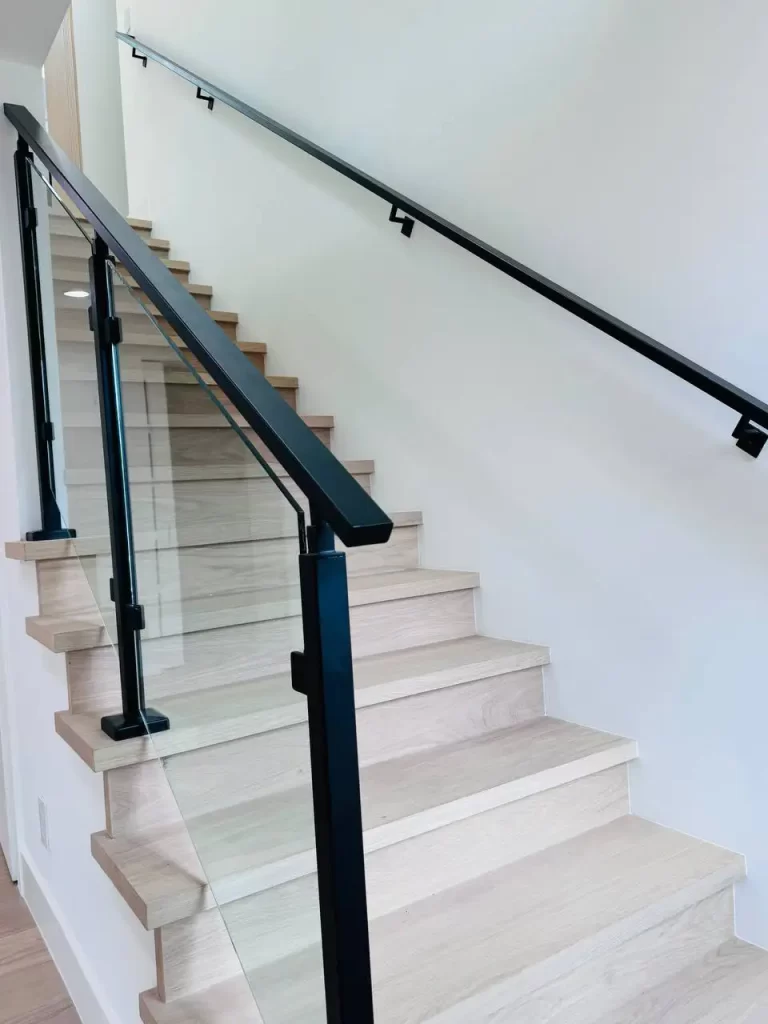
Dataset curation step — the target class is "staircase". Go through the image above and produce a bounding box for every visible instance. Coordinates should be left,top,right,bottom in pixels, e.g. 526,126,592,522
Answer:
8,211,768,1023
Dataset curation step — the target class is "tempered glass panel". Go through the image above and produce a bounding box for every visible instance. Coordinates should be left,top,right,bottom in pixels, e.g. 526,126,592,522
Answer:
111,258,326,1021
28,161,121,646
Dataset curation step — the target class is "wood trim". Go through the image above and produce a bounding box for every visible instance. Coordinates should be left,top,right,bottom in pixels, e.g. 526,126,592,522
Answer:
44,8,83,168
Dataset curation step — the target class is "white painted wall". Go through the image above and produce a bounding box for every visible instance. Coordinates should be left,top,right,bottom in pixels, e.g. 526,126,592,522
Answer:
0,56,155,1023
118,0,768,946
69,0,129,212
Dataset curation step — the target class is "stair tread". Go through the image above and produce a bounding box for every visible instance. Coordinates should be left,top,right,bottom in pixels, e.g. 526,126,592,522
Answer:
55,634,548,770
52,264,212,297
602,938,768,1023
63,458,374,487
191,718,635,903
59,365,298,389
63,412,333,430
27,568,481,651
56,324,266,352
8,508,415,563
245,817,743,1023
90,717,635,926
56,300,238,324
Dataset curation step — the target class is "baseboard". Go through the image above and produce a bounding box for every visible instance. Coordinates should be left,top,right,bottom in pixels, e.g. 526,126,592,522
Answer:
20,846,123,1024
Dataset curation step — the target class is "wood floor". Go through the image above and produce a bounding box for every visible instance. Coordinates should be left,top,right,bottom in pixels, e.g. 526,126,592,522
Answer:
0,852,79,1024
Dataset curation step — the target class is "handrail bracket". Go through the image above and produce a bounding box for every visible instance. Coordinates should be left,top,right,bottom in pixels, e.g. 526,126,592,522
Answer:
733,416,768,458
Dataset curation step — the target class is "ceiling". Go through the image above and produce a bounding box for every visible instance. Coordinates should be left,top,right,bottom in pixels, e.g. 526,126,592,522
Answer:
0,0,70,65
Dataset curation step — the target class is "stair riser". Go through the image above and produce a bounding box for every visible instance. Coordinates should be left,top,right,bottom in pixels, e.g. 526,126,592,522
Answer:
56,303,239,340
52,266,212,310
438,888,735,1024
62,423,331,473
36,525,417,618
51,251,190,283
62,472,371,553
428,875,741,1024
49,216,154,243
155,910,243,1002
49,232,169,261
225,765,629,975
61,380,297,426
153,668,544,824
65,588,476,706
59,334,266,375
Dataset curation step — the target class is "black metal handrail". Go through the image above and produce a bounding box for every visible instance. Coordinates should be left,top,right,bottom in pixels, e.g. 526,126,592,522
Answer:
118,31,768,459
4,103,393,546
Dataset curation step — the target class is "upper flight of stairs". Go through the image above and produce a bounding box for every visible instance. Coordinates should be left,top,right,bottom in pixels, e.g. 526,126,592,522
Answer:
9,211,768,1024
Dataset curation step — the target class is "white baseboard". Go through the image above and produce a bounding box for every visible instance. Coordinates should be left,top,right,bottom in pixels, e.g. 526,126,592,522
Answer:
20,846,123,1024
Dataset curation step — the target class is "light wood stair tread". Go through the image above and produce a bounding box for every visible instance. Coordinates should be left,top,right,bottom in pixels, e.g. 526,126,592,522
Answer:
48,216,171,251
244,816,744,1024
59,365,297,390
55,324,266,352
89,718,635,925
66,212,153,232
603,937,768,1023
26,568,480,651
64,412,333,430
7,506,411,562
55,635,548,770
53,266,213,298
62,459,374,487
56,300,238,325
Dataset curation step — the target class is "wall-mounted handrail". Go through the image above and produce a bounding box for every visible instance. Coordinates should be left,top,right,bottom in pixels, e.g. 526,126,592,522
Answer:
3,103,393,546
117,31,768,459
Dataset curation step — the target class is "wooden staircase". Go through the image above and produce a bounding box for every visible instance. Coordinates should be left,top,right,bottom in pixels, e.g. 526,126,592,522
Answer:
8,213,768,1023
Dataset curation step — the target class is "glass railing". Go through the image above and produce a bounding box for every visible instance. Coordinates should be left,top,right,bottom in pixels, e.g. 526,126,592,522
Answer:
110,261,326,1019
7,105,384,1024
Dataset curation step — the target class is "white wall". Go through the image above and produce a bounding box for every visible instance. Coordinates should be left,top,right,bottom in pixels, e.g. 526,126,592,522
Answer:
118,0,768,946
69,0,129,211
0,56,155,1023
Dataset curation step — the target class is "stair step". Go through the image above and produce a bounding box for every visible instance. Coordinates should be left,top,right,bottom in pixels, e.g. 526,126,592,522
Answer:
61,458,374,488
140,976,262,1024
6,463,378,564
605,938,768,1023
27,568,480,652
244,817,743,1024
89,718,634,927
62,412,332,431
49,214,171,252
52,263,213,303
56,636,548,770
66,211,152,234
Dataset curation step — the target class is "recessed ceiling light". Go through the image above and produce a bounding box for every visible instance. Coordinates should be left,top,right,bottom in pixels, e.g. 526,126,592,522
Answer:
64,289,89,299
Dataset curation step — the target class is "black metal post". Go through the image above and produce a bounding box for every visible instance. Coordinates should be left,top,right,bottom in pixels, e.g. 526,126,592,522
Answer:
89,236,169,741
13,139,75,541
292,516,375,1024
